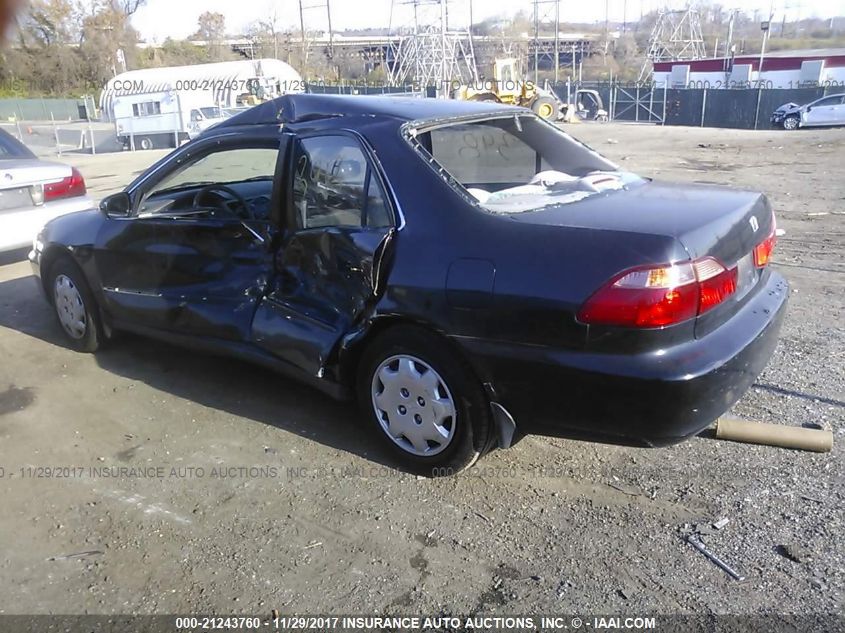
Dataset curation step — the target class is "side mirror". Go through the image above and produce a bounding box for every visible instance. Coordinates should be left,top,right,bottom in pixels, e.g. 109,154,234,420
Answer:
99,192,132,217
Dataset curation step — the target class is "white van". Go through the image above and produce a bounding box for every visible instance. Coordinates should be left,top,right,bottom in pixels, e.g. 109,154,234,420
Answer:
112,91,227,150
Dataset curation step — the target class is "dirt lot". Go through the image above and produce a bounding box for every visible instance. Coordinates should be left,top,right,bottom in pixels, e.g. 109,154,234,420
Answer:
0,123,842,621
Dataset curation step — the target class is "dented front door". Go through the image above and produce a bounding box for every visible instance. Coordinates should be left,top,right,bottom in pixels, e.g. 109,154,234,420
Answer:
252,132,394,376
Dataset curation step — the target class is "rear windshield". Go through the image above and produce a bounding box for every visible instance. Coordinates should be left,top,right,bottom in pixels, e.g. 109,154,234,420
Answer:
408,114,642,213
0,129,36,159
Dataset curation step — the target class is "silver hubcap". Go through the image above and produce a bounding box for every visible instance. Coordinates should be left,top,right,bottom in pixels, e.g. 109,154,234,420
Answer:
371,354,456,457
53,274,86,339
785,117,798,130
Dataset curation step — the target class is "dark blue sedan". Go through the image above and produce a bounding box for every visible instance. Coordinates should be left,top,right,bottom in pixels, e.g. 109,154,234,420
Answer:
30,94,788,474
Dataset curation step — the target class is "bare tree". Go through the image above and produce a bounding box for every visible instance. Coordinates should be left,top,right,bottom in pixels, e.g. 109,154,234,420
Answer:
194,10,227,60
117,0,147,16
78,0,140,84
17,0,78,47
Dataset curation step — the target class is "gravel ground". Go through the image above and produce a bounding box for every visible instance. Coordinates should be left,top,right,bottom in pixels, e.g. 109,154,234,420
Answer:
0,122,842,622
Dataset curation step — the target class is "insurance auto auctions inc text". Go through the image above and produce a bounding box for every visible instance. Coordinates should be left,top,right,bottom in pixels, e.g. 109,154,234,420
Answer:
273,616,657,630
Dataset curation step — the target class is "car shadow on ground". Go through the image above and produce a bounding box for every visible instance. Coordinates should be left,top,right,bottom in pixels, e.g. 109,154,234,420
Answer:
0,274,406,472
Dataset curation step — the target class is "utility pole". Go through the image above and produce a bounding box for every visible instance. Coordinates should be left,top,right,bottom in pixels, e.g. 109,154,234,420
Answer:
440,0,448,96
623,0,627,33
326,0,334,62
533,0,540,84
531,0,561,85
726,9,736,58
298,0,335,77
299,0,307,68
554,0,560,82
469,0,474,72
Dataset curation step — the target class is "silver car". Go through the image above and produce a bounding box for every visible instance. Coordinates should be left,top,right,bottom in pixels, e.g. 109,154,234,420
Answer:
0,129,94,252
771,93,845,130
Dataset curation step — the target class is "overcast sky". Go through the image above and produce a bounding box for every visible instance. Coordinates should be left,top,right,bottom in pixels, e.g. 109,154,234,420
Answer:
130,0,845,42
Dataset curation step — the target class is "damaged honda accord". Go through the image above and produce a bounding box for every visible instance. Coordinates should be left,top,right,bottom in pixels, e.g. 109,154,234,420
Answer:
30,94,788,474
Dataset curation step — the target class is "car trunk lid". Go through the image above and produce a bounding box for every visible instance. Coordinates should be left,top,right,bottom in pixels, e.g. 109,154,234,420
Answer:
0,159,71,211
505,179,775,331
505,179,773,267
1,159,71,189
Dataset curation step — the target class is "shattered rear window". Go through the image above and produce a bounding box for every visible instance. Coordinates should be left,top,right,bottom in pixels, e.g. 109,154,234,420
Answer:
408,115,643,214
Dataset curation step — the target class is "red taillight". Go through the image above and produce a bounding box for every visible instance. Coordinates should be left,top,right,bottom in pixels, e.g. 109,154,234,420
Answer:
578,257,737,328
696,259,737,314
753,212,777,268
753,229,776,268
43,167,86,202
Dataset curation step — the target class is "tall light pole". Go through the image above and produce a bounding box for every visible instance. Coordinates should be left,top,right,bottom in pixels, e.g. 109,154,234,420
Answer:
753,4,774,130
757,1,774,87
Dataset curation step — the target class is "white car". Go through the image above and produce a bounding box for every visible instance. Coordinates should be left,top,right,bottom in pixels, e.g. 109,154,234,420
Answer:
771,93,845,130
0,129,94,252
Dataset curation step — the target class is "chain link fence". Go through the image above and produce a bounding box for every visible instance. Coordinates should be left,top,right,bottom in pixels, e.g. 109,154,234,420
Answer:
0,118,120,156
549,81,840,129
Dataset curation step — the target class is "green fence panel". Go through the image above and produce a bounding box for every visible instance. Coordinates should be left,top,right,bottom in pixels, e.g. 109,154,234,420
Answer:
0,98,86,121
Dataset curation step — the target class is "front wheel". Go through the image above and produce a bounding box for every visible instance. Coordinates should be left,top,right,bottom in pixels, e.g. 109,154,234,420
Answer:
783,115,800,130
357,326,494,476
48,258,102,353
531,95,559,120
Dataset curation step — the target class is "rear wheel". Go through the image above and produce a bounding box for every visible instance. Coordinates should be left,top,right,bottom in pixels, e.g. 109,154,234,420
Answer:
531,95,559,120
138,136,154,150
783,115,800,130
357,326,493,476
48,257,102,353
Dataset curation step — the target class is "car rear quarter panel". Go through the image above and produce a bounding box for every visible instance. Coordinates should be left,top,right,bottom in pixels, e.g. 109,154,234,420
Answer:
369,125,691,353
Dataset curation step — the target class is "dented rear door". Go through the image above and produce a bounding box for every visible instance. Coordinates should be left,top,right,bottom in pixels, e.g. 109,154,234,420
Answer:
252,131,395,376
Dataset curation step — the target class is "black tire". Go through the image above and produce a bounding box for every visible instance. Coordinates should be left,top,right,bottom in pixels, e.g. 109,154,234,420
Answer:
783,115,800,131
47,257,102,353
357,326,494,476
531,95,559,120
138,136,154,150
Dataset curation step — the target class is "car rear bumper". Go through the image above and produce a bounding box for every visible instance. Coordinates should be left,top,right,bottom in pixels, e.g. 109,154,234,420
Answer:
457,270,789,445
0,196,94,252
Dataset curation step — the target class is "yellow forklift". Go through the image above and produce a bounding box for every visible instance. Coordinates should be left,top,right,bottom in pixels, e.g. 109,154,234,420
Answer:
456,58,608,122
455,58,562,120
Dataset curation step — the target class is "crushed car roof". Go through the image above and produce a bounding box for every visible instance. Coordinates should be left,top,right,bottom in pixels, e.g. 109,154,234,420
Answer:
214,93,522,130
